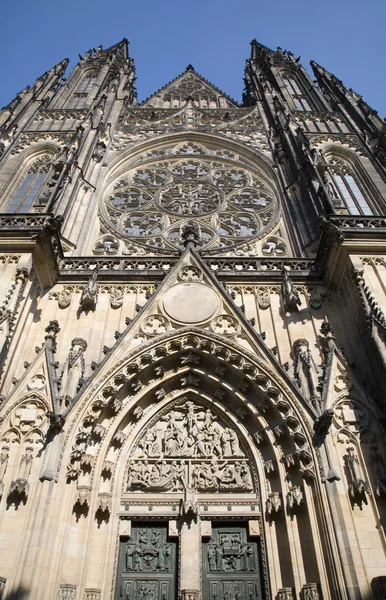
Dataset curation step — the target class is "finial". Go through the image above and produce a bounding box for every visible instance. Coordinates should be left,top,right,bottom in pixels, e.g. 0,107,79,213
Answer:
186,64,195,72
181,222,200,250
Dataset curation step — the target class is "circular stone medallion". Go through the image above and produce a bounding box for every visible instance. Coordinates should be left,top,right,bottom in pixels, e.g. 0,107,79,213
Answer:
163,283,220,324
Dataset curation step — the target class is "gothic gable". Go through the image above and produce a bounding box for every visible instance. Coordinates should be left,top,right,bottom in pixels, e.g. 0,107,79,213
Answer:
64,250,313,422
140,67,239,109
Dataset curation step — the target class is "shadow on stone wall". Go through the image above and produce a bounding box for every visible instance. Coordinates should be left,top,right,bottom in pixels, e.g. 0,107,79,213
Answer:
5,585,30,600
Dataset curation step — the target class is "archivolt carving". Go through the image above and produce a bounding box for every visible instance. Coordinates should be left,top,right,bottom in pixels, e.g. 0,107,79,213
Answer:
60,329,319,498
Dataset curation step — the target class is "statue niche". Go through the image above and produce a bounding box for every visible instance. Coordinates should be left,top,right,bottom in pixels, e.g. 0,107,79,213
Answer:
126,400,253,493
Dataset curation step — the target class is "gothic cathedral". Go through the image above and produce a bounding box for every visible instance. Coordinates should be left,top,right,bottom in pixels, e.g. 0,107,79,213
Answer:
0,39,385,600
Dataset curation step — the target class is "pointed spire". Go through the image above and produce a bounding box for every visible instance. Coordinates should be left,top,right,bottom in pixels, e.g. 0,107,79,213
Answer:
250,39,273,59
310,61,337,84
311,59,383,129
105,37,129,58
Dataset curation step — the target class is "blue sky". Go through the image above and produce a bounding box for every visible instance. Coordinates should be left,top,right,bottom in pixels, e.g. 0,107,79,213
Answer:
0,0,385,116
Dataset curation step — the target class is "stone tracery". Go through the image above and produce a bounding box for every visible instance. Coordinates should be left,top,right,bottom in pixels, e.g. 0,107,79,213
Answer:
102,154,278,252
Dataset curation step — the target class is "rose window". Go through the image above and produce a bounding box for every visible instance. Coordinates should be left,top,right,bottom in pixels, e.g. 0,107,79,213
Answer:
102,155,279,253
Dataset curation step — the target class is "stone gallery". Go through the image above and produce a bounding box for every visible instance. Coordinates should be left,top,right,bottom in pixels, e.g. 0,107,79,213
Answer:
0,38,385,600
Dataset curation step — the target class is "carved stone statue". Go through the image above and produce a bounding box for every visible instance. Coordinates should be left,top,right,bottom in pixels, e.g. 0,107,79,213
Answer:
59,338,87,406
180,487,198,517
10,446,34,498
0,446,9,496
80,268,98,311
281,267,301,312
346,447,370,498
313,409,334,438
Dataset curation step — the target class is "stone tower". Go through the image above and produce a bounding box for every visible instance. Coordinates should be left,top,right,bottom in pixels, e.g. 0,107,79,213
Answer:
0,38,385,600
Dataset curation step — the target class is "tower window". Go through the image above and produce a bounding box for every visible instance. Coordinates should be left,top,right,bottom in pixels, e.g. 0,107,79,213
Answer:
69,73,97,109
6,157,51,214
283,76,311,111
329,161,373,215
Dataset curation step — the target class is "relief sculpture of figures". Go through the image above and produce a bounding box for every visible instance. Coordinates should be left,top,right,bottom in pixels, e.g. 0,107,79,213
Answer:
125,528,171,573
207,534,255,572
126,401,253,492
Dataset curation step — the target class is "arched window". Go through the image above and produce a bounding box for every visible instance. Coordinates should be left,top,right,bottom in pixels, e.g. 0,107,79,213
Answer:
328,160,373,215
6,156,51,214
283,76,311,111
69,72,97,109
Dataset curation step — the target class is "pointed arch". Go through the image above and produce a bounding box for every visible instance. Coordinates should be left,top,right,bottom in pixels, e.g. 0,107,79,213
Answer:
60,327,321,496
53,329,340,600
319,144,385,215
0,143,58,213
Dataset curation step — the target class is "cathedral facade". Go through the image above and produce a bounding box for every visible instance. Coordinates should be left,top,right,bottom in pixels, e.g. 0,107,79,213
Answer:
0,39,385,600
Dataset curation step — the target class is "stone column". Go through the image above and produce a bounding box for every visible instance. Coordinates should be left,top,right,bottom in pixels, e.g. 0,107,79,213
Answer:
180,519,201,600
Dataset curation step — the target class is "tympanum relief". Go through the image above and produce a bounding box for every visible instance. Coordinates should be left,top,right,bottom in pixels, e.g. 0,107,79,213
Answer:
126,400,253,493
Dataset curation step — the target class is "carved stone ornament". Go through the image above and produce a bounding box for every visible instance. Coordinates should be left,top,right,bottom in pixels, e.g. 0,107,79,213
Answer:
110,287,124,309
266,491,282,514
102,460,115,474
84,590,101,600
58,288,72,309
257,290,270,310
309,292,322,309
287,485,303,509
178,265,203,282
45,319,60,338
141,314,171,337
113,430,127,445
97,492,112,513
253,429,266,445
79,268,98,312
302,583,320,600
278,588,294,600
181,591,200,600
126,399,253,493
211,314,240,336
345,447,370,498
281,267,301,312
313,409,334,437
11,400,46,433
58,584,77,600
0,446,9,497
180,487,199,517
75,485,91,506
